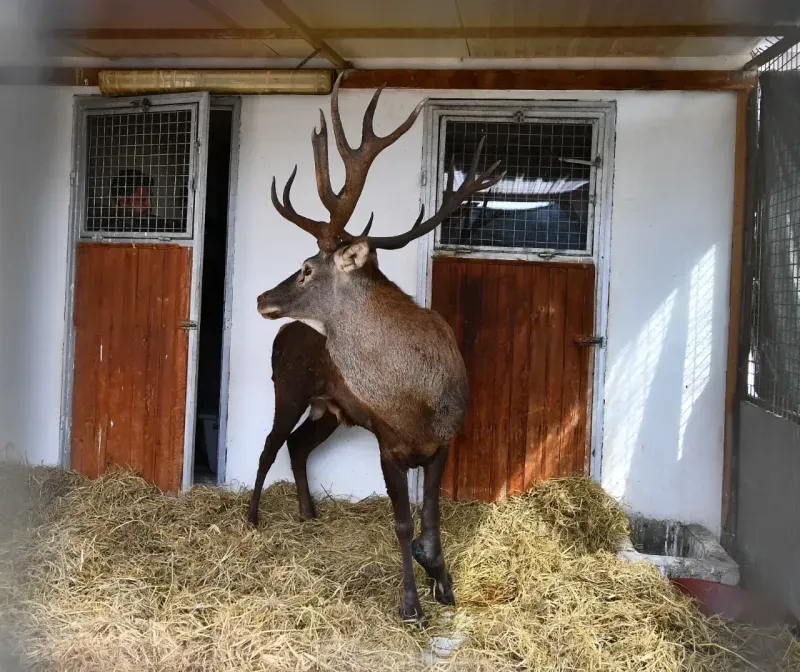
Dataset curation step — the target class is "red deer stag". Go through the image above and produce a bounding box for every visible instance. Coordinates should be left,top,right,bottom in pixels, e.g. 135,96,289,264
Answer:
247,219,376,526
255,73,503,625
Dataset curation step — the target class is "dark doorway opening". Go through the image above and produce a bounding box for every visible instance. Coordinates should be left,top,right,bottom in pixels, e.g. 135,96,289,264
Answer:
193,108,233,484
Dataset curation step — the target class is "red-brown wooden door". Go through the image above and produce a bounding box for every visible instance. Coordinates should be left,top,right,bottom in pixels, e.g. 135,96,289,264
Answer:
67,92,209,494
431,256,596,502
70,243,192,493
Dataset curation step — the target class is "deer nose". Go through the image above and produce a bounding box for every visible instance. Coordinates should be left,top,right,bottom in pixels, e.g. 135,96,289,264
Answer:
257,293,281,319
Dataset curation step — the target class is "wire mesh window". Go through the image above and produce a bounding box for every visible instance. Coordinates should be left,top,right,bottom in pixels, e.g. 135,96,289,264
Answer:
81,108,193,237
744,45,800,422
436,117,596,253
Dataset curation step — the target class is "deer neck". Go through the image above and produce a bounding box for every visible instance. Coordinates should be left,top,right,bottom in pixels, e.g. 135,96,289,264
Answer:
324,270,417,394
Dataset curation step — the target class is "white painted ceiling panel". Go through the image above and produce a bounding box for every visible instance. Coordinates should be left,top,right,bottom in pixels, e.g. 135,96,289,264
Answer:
73,38,279,58
281,0,462,28
327,38,469,59
47,0,222,29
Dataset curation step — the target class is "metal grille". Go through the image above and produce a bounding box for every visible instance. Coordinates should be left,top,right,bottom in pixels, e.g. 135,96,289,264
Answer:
744,47,800,422
437,119,594,253
83,108,192,237
753,38,800,73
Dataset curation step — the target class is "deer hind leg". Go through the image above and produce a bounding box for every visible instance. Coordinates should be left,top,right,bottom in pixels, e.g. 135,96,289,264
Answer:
248,399,307,527
411,444,455,606
286,411,339,520
380,455,426,627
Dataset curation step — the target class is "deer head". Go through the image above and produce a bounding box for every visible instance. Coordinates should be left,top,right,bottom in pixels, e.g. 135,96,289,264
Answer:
257,72,504,325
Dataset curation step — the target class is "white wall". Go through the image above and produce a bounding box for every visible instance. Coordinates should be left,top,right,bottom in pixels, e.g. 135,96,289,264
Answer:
601,94,735,535
0,86,77,466
0,83,735,535
227,88,736,534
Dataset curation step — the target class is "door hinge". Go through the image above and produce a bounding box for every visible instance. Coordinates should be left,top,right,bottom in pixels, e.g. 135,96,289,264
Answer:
575,335,605,348
179,320,198,331
69,171,77,187
420,169,427,187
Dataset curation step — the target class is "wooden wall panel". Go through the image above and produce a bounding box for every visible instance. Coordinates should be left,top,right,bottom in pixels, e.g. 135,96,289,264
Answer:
431,256,596,502
70,242,192,493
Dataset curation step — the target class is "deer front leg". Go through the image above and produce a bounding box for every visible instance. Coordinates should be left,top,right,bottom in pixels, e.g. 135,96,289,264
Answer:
286,411,339,520
248,402,305,527
248,432,283,526
412,444,455,606
380,456,426,626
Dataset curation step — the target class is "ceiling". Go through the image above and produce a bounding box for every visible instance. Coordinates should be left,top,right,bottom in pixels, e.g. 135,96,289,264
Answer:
43,0,800,66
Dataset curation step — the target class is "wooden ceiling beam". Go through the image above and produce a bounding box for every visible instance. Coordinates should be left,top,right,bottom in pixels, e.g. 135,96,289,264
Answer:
14,67,755,92
54,25,799,41
253,0,349,69
339,68,756,91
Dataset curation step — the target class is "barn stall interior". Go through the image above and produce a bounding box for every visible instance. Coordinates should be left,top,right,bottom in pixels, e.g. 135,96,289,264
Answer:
1,0,800,669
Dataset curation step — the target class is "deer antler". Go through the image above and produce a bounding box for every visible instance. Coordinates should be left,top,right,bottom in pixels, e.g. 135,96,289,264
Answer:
271,72,425,252
364,137,505,250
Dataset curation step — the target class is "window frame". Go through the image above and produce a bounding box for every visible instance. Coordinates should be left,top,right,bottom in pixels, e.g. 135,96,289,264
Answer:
422,99,615,263
75,97,203,242
434,113,598,257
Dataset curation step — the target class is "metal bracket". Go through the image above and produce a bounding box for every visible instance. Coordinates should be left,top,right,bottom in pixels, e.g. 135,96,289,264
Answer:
179,320,198,331
131,98,151,113
559,155,602,168
575,335,605,348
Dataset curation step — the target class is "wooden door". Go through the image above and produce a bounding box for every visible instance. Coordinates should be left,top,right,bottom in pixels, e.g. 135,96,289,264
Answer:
431,256,596,502
67,93,209,493
70,244,192,492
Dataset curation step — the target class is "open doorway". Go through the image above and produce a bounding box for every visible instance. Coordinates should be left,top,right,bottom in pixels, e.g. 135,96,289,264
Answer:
193,105,236,485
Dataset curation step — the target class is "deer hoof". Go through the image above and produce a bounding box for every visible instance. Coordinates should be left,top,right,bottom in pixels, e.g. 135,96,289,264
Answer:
399,595,427,628
432,573,456,606
299,506,317,521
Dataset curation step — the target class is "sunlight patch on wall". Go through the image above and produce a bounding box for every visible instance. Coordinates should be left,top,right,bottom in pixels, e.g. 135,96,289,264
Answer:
604,289,678,494
678,246,716,460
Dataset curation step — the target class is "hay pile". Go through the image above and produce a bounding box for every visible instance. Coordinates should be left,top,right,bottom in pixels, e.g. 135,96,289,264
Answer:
0,464,797,672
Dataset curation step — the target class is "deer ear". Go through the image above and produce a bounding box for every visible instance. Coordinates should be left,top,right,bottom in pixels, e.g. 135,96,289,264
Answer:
334,240,370,273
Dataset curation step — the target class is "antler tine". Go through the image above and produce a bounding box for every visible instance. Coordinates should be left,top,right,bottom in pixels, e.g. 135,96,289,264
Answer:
321,71,428,246
360,85,425,153
361,213,374,236
329,71,355,161
411,206,425,229
365,137,506,251
311,109,338,211
443,160,455,200
270,167,326,237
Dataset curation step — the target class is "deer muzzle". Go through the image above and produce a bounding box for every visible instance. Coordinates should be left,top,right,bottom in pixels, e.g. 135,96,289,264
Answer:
257,292,283,319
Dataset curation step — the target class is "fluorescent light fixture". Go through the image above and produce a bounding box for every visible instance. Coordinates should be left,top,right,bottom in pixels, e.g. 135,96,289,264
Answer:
98,69,332,95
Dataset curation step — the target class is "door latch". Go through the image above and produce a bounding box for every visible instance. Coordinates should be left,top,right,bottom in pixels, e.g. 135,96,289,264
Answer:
575,335,605,347
179,320,198,331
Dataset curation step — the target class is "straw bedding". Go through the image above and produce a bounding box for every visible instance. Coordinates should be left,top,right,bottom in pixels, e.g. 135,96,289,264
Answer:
0,464,797,671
